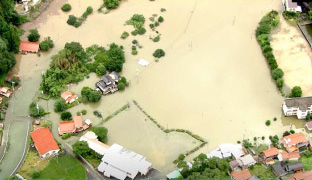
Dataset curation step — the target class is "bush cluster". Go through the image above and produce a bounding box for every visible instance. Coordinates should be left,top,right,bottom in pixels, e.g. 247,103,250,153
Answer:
81,87,101,102
67,6,93,28
126,14,146,36
61,111,72,121
27,29,40,42
40,37,54,51
153,49,165,58
282,11,298,20
256,11,284,91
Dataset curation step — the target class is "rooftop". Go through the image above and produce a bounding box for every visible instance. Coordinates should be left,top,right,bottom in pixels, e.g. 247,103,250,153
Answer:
262,147,279,158
284,97,312,111
73,116,82,128
30,127,59,156
19,41,40,53
230,169,252,180
58,121,75,135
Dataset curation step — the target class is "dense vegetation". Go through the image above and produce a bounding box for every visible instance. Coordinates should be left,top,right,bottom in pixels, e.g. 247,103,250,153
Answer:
282,11,298,20
67,6,93,28
29,101,47,117
41,42,125,97
61,111,72,120
81,87,101,102
40,37,54,51
0,0,25,83
256,11,284,92
177,154,230,179
90,126,108,143
61,3,72,12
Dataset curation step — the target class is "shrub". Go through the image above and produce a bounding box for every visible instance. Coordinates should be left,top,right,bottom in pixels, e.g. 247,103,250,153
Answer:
149,23,155,29
104,0,120,10
81,109,87,115
153,35,160,42
131,50,138,55
131,30,137,36
153,49,165,58
132,46,136,50
290,130,295,134
273,117,277,121
178,154,185,161
272,68,284,80
120,31,129,39
27,29,40,42
29,102,46,117
67,15,77,25
276,78,284,89
119,76,128,86
40,37,54,51
136,27,146,35
117,82,125,90
291,86,302,97
81,87,101,102
160,8,166,12
132,39,138,44
61,111,72,121
54,98,66,112
126,14,145,28
158,16,164,23
86,6,93,14
262,136,265,140
32,171,41,179
154,21,159,27
61,3,71,12
265,120,271,126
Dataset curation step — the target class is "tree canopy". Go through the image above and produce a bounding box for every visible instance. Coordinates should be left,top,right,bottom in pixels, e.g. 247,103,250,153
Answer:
90,126,108,143
72,141,90,156
291,86,302,97
104,0,121,10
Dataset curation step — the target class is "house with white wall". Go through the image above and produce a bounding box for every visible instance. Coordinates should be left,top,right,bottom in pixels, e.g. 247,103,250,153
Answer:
284,0,302,12
282,97,312,119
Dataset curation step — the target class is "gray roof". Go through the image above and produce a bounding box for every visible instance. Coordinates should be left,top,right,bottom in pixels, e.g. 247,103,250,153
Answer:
287,0,298,9
284,97,312,111
273,162,287,177
285,162,303,172
248,176,261,180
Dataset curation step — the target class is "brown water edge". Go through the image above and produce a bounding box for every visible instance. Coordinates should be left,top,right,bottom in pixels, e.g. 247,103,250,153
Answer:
13,0,303,175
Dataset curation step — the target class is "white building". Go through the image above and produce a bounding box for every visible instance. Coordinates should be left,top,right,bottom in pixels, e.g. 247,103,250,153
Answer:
282,97,312,119
284,0,302,12
206,143,244,159
97,144,152,180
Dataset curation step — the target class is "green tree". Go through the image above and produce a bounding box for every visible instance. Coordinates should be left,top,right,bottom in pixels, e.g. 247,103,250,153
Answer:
256,23,271,36
67,15,77,25
61,3,71,12
32,171,41,179
153,49,165,58
86,6,93,14
88,90,101,102
158,16,164,23
27,29,40,42
272,68,284,80
96,64,106,76
104,0,120,9
90,126,108,143
72,141,90,156
276,78,284,89
29,102,46,117
61,111,72,121
54,98,67,112
117,82,125,90
40,37,54,51
291,86,302,97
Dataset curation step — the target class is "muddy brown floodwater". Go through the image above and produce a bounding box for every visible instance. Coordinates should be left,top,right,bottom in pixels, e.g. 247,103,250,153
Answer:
17,0,296,174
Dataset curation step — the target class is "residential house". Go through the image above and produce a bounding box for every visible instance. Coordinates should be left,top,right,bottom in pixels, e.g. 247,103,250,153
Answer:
79,131,110,156
19,41,40,54
96,72,121,95
288,171,312,180
97,143,152,180
237,154,256,169
281,133,308,152
207,143,244,159
0,87,12,98
230,169,252,180
306,121,312,131
61,91,78,104
58,116,90,135
282,97,312,119
30,127,60,159
273,162,304,178
230,159,240,170
284,0,302,12
262,147,279,160
278,151,301,161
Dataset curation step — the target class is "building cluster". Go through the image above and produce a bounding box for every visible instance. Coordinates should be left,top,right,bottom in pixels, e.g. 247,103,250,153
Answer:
58,116,91,135
79,131,152,180
96,72,121,95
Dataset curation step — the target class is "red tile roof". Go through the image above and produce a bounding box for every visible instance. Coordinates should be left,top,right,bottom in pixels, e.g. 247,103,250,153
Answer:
30,127,59,156
58,121,75,135
263,147,279,158
282,133,307,152
19,41,39,53
290,171,312,180
73,116,82,128
230,169,252,180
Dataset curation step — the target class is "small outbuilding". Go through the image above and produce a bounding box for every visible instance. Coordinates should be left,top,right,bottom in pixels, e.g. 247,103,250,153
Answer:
19,41,40,54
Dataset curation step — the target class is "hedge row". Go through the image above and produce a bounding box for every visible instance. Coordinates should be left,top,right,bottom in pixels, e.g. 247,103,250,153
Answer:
99,103,129,125
256,10,285,92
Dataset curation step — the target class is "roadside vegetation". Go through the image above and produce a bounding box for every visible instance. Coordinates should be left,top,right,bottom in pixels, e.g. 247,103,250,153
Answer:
256,10,285,94
67,6,93,28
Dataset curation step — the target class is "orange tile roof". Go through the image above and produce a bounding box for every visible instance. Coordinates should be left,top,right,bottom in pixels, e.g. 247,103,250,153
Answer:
230,169,252,180
30,127,59,156
263,147,279,158
288,152,301,159
290,171,312,180
58,121,75,135
61,91,72,99
82,124,89,130
19,41,39,53
73,116,82,128
282,133,307,152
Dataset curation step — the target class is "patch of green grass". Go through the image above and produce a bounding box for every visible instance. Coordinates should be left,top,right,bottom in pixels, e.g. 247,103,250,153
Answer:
302,156,312,170
40,155,87,180
249,164,275,179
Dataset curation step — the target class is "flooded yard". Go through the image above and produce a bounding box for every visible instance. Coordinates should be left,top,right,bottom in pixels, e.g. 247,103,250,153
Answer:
11,0,298,175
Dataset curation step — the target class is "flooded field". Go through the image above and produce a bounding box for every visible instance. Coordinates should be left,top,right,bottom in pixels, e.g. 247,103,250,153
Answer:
271,17,312,96
13,0,298,174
